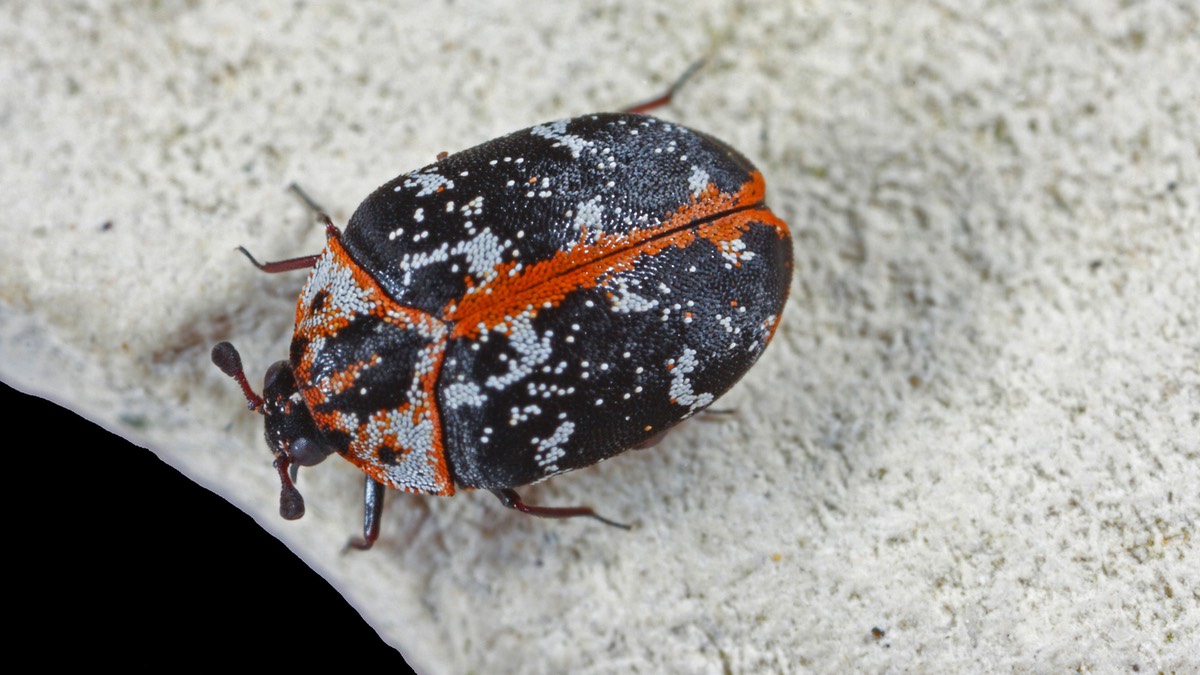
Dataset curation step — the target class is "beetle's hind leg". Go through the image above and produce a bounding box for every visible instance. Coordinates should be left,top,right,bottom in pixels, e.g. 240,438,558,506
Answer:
491,489,631,530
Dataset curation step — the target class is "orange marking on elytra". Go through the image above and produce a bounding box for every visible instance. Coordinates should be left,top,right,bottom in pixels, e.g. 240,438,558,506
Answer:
303,356,380,406
446,171,785,338
764,312,786,345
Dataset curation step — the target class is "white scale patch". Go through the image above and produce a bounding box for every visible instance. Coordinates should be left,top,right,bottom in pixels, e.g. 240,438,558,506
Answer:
299,250,378,331
396,242,452,282
450,228,507,285
370,408,443,493
442,381,487,409
571,195,606,241
668,348,714,413
400,170,455,197
530,119,593,158
533,420,575,474
688,165,711,197
605,276,659,313
407,343,441,404
508,403,542,426
394,228,507,288
486,314,552,390
718,238,757,265
460,195,485,215
384,309,446,341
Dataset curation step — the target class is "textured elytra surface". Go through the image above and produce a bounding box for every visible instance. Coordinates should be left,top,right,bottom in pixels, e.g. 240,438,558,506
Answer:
293,113,792,493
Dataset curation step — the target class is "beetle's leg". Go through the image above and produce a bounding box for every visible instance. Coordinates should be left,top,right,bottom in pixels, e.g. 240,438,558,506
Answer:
631,405,735,450
233,184,339,273
287,182,326,215
632,428,670,449
236,247,321,273
346,476,387,551
491,489,631,530
236,212,340,273
620,58,706,115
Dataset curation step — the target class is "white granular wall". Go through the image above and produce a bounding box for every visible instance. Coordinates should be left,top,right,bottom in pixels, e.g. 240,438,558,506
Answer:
1,2,1196,672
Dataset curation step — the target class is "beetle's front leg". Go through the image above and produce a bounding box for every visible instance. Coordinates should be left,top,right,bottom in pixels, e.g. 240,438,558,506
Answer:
346,477,386,551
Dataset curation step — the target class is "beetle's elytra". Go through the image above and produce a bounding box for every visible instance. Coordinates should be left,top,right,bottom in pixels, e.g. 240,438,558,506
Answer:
214,110,792,549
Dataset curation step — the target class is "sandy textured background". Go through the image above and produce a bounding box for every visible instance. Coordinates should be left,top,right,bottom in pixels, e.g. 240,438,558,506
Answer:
2,1,1197,672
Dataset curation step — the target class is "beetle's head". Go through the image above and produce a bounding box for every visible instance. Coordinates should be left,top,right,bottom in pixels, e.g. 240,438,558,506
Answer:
211,341,334,520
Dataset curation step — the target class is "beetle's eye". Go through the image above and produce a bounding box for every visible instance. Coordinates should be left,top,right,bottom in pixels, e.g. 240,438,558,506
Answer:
291,437,331,467
263,361,294,395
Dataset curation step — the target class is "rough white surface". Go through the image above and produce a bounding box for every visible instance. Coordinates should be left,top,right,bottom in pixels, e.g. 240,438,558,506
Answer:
2,1,1197,672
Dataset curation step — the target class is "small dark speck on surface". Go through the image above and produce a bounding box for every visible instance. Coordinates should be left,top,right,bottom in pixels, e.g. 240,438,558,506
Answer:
120,413,148,429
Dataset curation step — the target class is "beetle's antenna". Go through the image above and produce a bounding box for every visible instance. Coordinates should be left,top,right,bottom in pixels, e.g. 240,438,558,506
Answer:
621,58,708,115
211,342,265,412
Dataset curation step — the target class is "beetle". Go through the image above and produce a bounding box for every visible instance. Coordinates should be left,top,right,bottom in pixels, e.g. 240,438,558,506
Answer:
213,78,792,549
